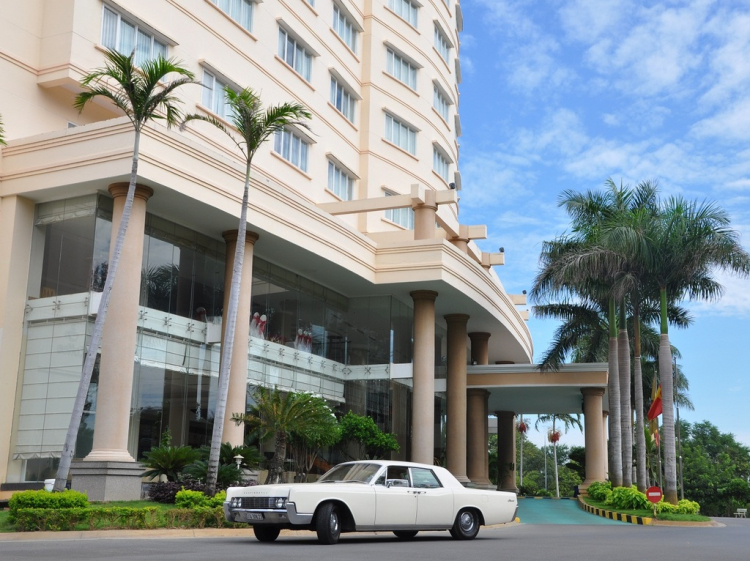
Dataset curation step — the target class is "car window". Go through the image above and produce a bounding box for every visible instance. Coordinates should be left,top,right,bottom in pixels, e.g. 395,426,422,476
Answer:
318,463,381,483
410,467,442,488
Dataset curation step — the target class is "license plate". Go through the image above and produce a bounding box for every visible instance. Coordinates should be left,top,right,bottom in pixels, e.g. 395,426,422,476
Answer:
246,513,264,521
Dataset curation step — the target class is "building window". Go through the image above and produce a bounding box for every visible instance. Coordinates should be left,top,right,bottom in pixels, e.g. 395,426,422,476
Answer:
274,128,310,172
101,5,167,66
202,70,233,120
385,113,417,155
433,145,450,182
384,191,414,229
327,161,354,200
433,84,450,122
278,27,312,81
333,4,358,53
210,0,254,32
434,24,451,63
388,0,418,28
386,48,417,90
330,76,356,122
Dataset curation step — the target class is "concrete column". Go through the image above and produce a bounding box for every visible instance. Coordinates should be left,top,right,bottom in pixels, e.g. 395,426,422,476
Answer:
581,388,607,489
445,313,469,483
86,183,153,463
467,331,491,485
413,190,437,240
496,411,518,493
467,389,491,487
450,225,470,253
0,195,34,486
221,230,259,446
410,290,437,464
468,332,490,365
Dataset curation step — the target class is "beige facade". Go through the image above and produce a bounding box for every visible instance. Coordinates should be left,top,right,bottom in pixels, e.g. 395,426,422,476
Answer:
0,0,607,497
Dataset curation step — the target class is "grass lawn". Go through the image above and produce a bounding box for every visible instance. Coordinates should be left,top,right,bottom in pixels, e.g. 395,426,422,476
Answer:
581,496,711,522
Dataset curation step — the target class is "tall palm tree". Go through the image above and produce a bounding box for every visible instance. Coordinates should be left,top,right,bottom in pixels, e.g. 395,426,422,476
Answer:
53,49,195,492
644,197,750,503
181,87,310,494
0,114,7,145
232,387,335,484
534,414,582,498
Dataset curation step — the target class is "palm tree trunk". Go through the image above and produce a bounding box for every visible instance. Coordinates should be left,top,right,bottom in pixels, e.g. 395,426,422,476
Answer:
618,301,632,487
658,287,678,504
266,430,287,484
519,415,524,486
206,158,252,494
607,298,623,487
54,128,142,492
553,417,559,498
632,305,648,493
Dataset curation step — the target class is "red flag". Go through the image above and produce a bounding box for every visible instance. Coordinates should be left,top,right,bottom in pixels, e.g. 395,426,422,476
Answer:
647,385,663,420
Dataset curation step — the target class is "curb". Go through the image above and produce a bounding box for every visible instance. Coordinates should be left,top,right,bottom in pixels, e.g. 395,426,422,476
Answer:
577,497,653,525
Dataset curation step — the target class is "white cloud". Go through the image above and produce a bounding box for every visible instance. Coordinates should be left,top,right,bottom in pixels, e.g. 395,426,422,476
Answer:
689,272,750,317
692,97,750,141
558,0,631,42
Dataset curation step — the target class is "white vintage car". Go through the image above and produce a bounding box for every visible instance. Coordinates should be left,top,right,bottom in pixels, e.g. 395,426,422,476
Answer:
224,460,518,544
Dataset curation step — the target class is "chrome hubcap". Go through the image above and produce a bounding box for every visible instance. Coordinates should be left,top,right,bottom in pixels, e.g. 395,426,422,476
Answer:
330,513,339,534
460,512,475,532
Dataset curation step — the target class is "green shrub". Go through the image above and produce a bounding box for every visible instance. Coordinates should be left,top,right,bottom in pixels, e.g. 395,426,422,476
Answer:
608,486,650,510
14,507,159,532
8,490,88,522
586,481,611,502
175,489,227,509
655,498,701,515
141,445,200,482
537,489,553,497
175,489,210,509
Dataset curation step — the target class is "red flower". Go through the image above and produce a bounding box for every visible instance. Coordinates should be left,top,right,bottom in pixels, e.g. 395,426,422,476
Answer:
518,421,528,434
548,430,561,443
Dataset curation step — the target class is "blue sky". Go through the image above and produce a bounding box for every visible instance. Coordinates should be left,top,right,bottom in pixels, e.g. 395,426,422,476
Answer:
456,0,750,448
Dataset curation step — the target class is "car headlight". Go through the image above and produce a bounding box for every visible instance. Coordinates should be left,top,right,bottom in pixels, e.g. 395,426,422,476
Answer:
231,497,240,507
274,497,286,509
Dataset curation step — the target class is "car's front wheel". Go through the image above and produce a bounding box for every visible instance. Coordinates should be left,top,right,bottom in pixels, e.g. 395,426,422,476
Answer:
449,509,480,540
315,502,341,545
393,530,418,539
253,525,281,542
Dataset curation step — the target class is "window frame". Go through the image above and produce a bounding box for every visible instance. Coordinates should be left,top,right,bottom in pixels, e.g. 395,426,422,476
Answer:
432,82,451,122
274,127,311,172
388,0,419,28
432,144,451,183
384,112,417,155
384,190,415,229
433,22,452,64
332,2,360,53
278,25,314,82
209,0,255,33
330,73,358,123
327,159,355,201
101,4,168,66
386,46,418,90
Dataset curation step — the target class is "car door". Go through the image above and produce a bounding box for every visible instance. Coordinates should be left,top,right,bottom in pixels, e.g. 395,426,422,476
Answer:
373,466,417,527
410,467,454,527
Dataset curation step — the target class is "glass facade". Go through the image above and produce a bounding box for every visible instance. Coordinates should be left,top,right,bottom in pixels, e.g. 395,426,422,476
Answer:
16,194,452,480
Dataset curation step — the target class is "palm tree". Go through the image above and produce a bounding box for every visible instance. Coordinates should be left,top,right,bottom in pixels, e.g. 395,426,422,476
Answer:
0,114,7,146
232,387,335,484
181,88,310,493
644,197,750,503
534,414,582,498
53,49,196,492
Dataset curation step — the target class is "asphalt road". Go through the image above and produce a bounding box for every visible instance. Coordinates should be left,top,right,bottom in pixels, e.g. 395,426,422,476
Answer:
1,518,748,561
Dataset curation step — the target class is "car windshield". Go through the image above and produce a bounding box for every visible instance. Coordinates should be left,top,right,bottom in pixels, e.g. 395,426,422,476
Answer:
318,463,381,484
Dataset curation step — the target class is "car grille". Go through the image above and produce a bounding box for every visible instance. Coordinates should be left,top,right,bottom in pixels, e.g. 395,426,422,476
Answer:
238,497,283,509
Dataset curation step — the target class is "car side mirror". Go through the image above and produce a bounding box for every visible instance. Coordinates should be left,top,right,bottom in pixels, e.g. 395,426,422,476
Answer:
386,479,409,488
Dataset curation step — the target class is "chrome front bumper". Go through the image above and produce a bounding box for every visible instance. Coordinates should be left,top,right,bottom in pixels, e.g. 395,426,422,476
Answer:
223,501,313,526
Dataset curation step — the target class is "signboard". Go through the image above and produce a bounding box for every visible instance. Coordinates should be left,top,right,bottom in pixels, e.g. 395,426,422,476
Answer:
646,486,663,504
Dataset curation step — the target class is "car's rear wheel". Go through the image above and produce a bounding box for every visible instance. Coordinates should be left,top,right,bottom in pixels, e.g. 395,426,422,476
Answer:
316,502,341,545
393,530,418,539
253,525,281,542
450,509,480,540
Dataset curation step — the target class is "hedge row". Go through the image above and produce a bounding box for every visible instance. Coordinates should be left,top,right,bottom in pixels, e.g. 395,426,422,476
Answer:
14,506,238,532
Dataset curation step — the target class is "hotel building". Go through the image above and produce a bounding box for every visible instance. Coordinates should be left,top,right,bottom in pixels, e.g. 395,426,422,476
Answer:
0,0,608,499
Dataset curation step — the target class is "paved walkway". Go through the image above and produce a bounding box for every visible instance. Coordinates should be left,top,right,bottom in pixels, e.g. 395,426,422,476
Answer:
517,498,626,525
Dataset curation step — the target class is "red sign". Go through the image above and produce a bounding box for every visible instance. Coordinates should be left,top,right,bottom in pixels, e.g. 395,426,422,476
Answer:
647,486,663,504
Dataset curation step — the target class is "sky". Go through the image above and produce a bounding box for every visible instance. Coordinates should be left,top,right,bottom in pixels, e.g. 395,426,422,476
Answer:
456,0,750,449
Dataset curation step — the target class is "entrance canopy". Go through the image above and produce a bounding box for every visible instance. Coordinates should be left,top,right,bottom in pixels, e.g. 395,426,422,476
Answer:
467,363,609,415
